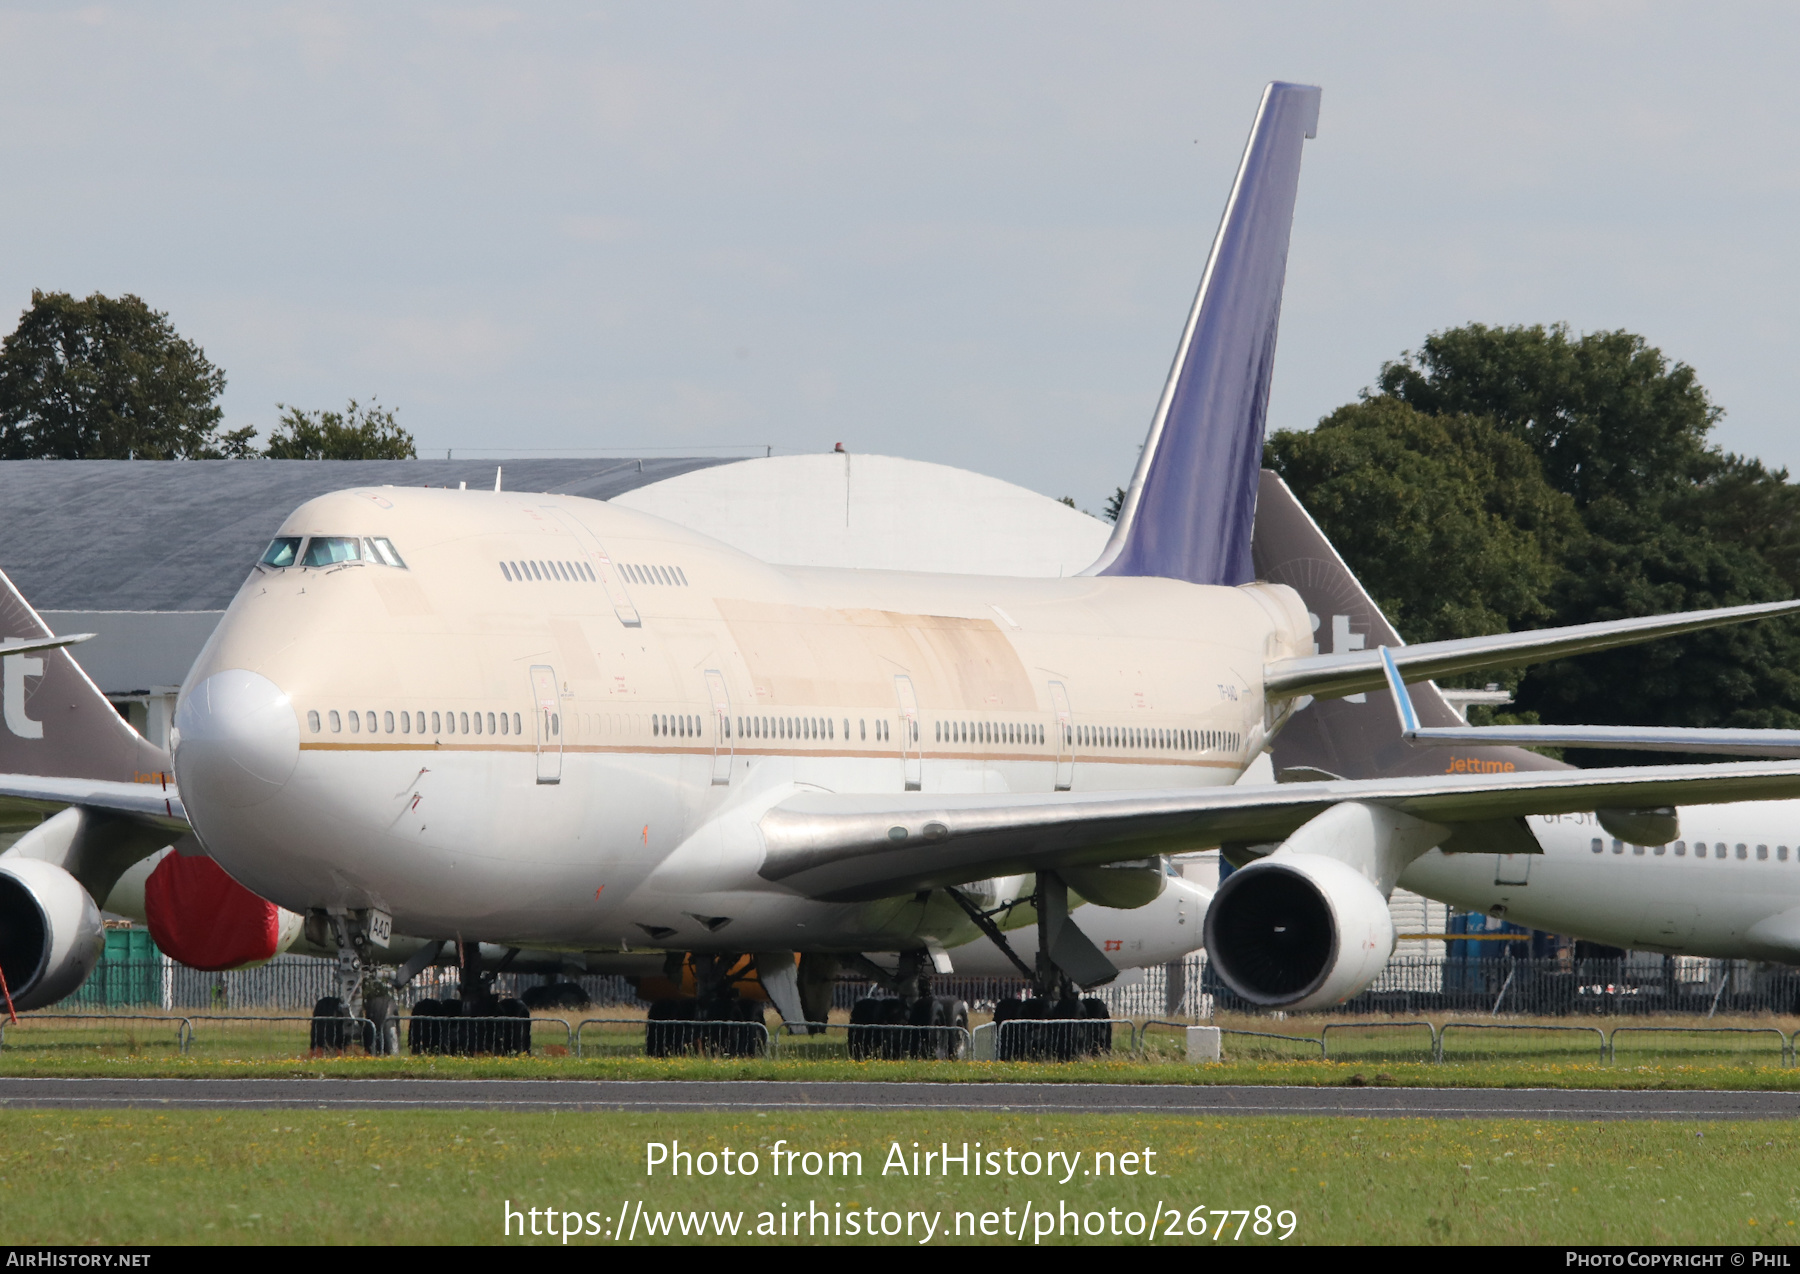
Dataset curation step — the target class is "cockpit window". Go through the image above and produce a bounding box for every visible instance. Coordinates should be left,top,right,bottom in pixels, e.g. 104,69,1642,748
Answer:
301,536,362,567
260,537,303,568
365,537,407,568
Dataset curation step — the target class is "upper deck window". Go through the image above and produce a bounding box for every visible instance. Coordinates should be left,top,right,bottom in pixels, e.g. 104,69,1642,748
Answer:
260,537,303,568
365,537,407,568
302,537,362,567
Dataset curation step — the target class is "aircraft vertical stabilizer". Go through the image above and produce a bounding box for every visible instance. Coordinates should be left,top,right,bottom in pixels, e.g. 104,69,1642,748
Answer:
1089,81,1320,586
1251,470,1566,782
0,567,169,785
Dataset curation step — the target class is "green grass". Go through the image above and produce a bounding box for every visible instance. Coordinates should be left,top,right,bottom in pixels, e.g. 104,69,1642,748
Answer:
3,1108,1798,1245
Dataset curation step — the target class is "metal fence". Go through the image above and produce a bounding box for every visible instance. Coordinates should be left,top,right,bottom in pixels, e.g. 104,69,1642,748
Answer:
55,952,1800,1022
60,957,641,1013
772,1022,970,1061
1214,955,1800,1019
828,954,1800,1020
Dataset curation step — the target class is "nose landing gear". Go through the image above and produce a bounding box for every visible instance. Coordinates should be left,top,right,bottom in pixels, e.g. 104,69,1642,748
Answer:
307,909,395,1055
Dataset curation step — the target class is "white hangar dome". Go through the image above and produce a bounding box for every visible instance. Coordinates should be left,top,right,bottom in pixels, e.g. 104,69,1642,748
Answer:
613,452,1110,577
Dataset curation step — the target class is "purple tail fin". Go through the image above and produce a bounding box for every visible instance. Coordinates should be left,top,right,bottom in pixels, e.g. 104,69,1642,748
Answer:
1090,82,1320,586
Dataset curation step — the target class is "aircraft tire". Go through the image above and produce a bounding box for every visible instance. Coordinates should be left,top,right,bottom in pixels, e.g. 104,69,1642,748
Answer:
645,997,699,1057
309,996,353,1054
496,996,531,1056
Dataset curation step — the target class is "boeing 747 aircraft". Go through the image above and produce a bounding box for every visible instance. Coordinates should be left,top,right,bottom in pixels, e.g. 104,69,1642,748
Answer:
7,83,1800,1034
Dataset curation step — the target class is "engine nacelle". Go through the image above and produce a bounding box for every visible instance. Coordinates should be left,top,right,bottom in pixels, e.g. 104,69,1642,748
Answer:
1203,853,1395,1011
0,858,105,1011
1061,858,1167,910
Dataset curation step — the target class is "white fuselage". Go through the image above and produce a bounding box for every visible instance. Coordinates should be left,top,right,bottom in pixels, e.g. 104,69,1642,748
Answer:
1401,805,1800,958
172,487,1305,958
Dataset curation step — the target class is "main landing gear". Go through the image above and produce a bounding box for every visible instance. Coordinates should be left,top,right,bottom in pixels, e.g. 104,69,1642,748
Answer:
842,949,970,1060
644,954,769,1057
950,870,1119,1060
407,941,532,1056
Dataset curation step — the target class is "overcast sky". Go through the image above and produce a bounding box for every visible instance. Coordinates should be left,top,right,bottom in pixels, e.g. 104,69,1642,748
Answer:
2,4,1795,511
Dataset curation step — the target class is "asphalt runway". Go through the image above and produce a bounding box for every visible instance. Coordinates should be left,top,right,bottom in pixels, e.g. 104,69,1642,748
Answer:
2,1077,1798,1119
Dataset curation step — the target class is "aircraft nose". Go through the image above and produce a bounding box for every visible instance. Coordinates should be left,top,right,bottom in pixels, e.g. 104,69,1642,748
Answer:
172,670,301,810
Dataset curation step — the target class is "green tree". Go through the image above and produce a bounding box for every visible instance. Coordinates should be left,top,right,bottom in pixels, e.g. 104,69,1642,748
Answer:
1275,322,1800,757
1265,398,1578,643
262,399,415,460
0,290,229,459
1375,323,1718,508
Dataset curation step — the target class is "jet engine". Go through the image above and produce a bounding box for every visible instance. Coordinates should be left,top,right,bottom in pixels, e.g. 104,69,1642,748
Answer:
0,858,104,1011
1202,853,1395,1011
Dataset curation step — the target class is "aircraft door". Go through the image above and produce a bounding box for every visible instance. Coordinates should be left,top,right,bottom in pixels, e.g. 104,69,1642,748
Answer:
705,670,732,786
531,664,563,784
1048,680,1073,791
893,674,921,791
1494,854,1531,886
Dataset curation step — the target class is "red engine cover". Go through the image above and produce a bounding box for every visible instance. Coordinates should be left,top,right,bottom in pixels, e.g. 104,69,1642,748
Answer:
144,853,280,971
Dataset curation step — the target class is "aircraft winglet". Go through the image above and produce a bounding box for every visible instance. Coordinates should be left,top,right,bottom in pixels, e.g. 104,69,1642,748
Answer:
1377,645,1419,737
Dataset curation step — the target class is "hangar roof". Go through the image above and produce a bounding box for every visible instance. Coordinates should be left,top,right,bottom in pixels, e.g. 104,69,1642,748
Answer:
0,457,728,612
616,453,1109,578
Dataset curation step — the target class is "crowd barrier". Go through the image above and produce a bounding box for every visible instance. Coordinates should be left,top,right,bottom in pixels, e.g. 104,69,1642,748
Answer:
8,1009,1800,1065
59,954,1800,1021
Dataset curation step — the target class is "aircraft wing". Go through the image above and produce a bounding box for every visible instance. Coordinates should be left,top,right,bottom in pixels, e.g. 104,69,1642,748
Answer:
757,761,1800,901
0,773,188,832
1372,643,1800,758
1263,598,1800,701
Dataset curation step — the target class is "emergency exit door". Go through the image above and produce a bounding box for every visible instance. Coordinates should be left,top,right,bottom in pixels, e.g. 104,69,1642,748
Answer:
705,670,733,786
1049,681,1073,791
894,674,921,791
531,665,562,784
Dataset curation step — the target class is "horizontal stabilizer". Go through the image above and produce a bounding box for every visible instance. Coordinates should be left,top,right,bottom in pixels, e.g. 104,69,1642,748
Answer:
1265,597,1800,701
1,633,94,656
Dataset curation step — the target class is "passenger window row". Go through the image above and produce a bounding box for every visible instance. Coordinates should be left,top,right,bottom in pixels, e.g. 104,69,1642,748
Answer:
736,715,851,742
1074,724,1236,752
307,708,527,738
655,714,704,738
501,559,595,584
1589,838,1791,861
622,563,688,587
260,536,407,570
936,720,1046,746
